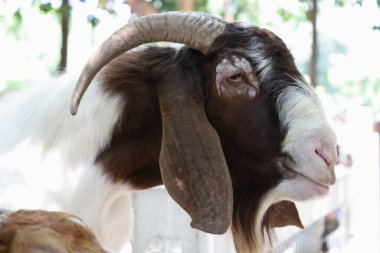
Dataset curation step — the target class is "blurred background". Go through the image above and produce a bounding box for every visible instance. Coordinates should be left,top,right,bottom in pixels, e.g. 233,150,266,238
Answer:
0,0,379,253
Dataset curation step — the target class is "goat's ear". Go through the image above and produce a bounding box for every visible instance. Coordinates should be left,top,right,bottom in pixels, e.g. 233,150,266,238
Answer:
158,78,233,235
266,201,304,229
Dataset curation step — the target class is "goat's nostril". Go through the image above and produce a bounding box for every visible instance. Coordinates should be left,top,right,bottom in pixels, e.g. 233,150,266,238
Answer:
316,146,337,168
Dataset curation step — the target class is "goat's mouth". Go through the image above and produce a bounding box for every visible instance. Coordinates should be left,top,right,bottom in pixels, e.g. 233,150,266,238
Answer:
293,170,330,189
284,165,331,196
282,156,334,186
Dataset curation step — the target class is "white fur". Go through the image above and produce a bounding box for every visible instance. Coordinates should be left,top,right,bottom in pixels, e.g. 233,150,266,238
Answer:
0,74,132,251
66,167,134,250
277,79,337,194
248,46,272,82
249,173,331,253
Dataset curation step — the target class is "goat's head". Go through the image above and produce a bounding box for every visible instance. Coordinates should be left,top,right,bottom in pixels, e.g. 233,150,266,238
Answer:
70,12,337,252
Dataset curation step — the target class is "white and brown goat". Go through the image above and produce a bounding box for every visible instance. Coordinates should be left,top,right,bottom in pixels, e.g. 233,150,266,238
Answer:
0,12,337,253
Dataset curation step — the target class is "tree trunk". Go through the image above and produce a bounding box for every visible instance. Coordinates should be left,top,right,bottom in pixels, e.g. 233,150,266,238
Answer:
58,0,70,73
128,0,157,17
310,0,318,86
179,0,194,11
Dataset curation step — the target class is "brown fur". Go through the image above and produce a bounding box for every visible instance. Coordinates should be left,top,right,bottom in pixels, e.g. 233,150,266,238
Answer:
0,210,107,253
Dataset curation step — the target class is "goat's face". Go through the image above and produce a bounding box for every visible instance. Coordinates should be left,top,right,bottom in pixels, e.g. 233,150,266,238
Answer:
207,25,337,199
70,12,337,253
203,25,337,251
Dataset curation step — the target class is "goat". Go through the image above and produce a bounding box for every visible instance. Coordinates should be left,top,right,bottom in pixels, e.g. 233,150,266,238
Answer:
0,209,110,253
0,12,337,253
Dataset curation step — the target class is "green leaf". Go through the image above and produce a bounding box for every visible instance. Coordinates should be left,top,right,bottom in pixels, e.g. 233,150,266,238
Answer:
277,8,292,22
156,0,177,11
39,3,53,13
7,9,23,39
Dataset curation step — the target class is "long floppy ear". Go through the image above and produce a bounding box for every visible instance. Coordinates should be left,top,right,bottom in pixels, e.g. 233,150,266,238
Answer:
158,72,233,234
266,201,304,229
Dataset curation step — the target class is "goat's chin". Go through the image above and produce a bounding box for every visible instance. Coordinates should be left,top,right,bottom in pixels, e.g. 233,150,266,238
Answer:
295,174,330,199
278,176,329,202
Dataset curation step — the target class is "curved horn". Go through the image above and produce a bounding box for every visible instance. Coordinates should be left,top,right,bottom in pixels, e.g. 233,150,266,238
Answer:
70,11,226,115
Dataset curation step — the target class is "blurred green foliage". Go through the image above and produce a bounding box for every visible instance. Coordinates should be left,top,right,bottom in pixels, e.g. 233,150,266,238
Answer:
7,9,23,39
4,80,36,92
152,0,209,12
1,0,379,117
39,2,53,13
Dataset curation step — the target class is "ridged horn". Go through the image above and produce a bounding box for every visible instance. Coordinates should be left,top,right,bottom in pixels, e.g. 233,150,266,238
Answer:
70,11,226,115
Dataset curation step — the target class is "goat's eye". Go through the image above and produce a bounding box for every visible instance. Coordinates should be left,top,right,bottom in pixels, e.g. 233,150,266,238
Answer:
227,73,244,84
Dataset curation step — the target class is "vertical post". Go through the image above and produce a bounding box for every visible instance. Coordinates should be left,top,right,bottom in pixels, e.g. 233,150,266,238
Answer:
180,0,195,11
310,0,318,86
58,0,70,73
374,121,380,243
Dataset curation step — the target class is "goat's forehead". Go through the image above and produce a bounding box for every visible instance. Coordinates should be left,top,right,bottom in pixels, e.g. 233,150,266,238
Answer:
215,56,251,72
